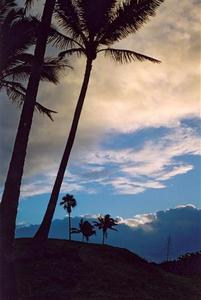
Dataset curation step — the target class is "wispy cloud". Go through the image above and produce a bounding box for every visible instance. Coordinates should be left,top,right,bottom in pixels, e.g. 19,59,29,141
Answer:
15,124,200,198
71,126,200,195
20,179,84,199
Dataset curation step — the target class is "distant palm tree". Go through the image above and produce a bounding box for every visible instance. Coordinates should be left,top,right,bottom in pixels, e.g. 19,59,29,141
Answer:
34,0,164,242
94,214,118,244
60,194,77,240
72,219,96,243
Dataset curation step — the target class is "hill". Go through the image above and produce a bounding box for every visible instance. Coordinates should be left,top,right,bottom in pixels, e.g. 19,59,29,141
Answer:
159,251,201,276
16,205,201,263
14,238,201,300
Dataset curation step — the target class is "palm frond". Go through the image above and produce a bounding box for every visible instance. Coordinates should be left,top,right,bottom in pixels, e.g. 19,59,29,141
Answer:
1,10,38,69
4,55,71,84
48,25,84,50
95,0,119,41
76,0,117,37
3,82,25,106
41,57,72,84
0,80,57,120
100,48,160,64
110,227,118,231
35,102,57,121
55,1,87,44
100,0,164,45
2,53,34,78
0,79,26,94
58,48,84,60
24,0,38,13
61,194,77,208
0,0,16,25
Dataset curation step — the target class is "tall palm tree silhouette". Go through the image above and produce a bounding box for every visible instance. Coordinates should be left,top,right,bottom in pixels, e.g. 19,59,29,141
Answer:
0,1,58,298
34,0,164,242
94,214,118,244
60,194,77,240
72,219,96,242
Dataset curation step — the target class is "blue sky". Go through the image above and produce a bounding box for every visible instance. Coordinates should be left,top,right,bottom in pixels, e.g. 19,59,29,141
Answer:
16,117,200,225
1,0,200,225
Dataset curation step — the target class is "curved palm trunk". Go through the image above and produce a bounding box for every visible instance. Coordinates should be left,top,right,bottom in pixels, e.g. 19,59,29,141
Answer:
0,1,55,299
33,58,93,242
68,212,71,241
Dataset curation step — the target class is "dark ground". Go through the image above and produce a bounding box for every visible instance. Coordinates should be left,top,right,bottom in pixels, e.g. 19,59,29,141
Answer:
14,238,201,300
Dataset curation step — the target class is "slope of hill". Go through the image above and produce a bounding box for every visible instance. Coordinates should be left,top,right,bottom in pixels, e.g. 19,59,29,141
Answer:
15,238,201,300
159,251,201,276
16,205,201,263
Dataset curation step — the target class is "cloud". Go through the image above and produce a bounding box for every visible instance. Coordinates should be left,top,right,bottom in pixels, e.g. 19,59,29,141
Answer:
175,204,196,209
117,213,156,228
80,214,99,219
118,204,199,228
4,124,198,198
72,126,200,195
1,0,200,199
19,170,94,199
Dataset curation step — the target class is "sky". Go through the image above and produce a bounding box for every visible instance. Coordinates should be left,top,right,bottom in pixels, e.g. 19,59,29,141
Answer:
0,0,200,225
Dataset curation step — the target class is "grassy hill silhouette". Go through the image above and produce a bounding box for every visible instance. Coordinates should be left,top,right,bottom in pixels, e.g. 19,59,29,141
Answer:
159,251,201,276
15,238,201,300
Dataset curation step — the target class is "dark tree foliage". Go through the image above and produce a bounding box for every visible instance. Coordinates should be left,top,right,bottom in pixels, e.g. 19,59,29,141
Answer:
94,214,118,244
0,2,68,120
72,219,96,242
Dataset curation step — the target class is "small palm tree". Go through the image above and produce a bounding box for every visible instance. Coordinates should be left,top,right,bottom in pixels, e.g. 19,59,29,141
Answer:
34,0,164,242
94,214,118,245
72,219,96,243
60,194,77,240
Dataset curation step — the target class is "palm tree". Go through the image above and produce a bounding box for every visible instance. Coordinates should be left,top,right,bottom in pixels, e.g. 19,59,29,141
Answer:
0,3,67,120
34,0,164,242
94,214,118,244
0,0,57,298
71,219,96,243
60,193,77,240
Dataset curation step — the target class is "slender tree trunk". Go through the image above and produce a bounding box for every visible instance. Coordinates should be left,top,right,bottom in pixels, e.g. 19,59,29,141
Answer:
102,231,105,245
33,58,93,242
68,212,71,241
0,1,55,299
